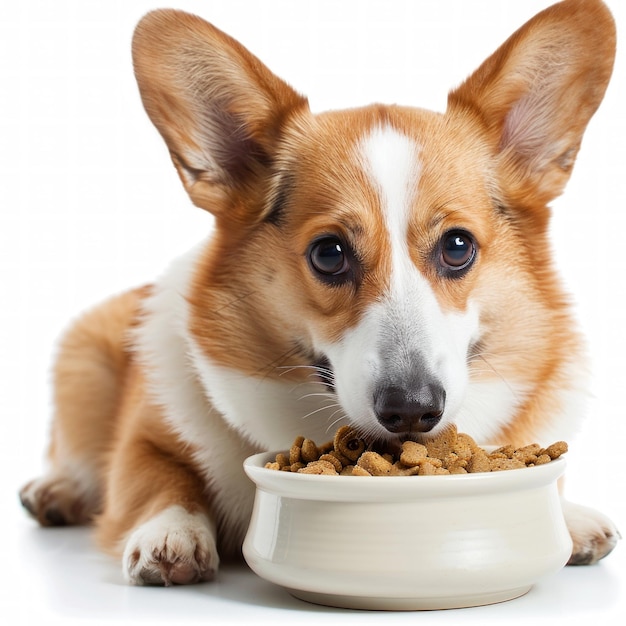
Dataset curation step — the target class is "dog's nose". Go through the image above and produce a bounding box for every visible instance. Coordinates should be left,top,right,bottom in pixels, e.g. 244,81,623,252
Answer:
374,383,446,434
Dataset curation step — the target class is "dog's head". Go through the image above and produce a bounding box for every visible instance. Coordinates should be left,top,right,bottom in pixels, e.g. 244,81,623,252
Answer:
132,1,615,446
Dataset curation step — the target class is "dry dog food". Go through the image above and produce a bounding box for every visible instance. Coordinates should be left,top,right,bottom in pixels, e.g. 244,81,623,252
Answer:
265,425,567,476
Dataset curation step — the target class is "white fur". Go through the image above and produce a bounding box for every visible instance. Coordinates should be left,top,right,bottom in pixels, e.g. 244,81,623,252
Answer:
123,505,218,585
361,125,417,279
456,379,530,443
187,344,345,450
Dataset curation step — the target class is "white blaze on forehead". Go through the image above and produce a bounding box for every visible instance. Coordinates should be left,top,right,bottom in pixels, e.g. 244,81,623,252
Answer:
358,125,444,368
359,126,420,276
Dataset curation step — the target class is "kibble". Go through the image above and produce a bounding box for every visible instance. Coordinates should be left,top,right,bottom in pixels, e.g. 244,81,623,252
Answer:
265,425,567,476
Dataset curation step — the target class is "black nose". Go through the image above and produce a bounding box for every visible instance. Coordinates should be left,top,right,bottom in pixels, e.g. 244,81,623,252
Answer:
374,383,446,434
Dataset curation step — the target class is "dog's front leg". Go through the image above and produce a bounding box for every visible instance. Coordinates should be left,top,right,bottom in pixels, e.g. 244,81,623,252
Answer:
562,499,620,565
96,408,219,586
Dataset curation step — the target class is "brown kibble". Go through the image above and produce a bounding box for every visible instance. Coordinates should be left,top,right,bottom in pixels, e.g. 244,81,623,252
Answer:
488,451,508,460
513,447,538,464
415,456,443,468
418,462,450,476
319,453,343,473
357,451,395,476
456,432,480,452
542,441,568,459
393,463,421,476
417,461,438,476
333,426,366,461
328,449,351,467
489,457,526,472
301,439,319,463
453,442,474,462
289,436,305,465
516,443,542,457
534,454,552,465
442,452,468,473
266,424,567,477
467,449,491,473
516,453,538,465
424,426,458,459
298,460,338,475
275,453,289,468
400,441,428,467
350,465,372,476
492,444,515,458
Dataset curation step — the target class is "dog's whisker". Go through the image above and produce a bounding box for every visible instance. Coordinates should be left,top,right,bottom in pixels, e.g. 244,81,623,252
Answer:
298,392,337,402
328,407,345,420
304,372,335,385
326,414,349,434
275,364,335,387
276,364,333,374
469,368,501,377
276,364,319,374
470,355,520,402
300,403,343,422
256,346,306,381
286,380,333,392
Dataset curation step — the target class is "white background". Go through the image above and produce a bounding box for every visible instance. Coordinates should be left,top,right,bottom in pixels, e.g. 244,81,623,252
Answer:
1,0,625,623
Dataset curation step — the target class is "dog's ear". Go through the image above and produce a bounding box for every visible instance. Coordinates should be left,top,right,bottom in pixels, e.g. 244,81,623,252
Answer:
132,10,308,221
448,0,615,208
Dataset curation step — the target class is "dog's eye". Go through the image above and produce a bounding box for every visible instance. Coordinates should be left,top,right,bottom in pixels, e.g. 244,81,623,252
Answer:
308,237,350,279
439,231,476,273
309,238,348,275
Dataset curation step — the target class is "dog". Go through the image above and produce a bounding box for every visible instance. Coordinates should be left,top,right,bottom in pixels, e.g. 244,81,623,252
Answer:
20,0,620,585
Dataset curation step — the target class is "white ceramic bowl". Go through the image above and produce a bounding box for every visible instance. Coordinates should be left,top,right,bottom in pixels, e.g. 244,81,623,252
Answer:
243,450,572,610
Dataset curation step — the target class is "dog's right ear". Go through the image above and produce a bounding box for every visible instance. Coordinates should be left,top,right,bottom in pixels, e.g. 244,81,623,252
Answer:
132,10,308,222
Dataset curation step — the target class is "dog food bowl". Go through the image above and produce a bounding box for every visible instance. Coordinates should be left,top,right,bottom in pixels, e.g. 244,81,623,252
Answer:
242,449,571,610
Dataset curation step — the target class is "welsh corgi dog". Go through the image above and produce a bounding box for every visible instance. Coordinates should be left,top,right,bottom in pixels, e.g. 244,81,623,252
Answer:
20,0,619,585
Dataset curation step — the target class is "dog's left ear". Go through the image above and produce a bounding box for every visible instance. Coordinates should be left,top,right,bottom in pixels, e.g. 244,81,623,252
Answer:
448,0,615,208
132,10,308,222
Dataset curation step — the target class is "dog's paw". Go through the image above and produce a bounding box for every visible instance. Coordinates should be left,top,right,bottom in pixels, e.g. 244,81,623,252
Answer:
122,505,219,586
19,473,97,526
562,500,621,565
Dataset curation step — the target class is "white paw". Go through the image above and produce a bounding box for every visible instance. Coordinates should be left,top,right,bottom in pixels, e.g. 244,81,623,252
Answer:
562,499,621,565
122,505,219,585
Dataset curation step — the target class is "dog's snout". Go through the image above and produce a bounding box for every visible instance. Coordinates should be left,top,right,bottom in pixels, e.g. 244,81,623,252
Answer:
374,383,446,435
